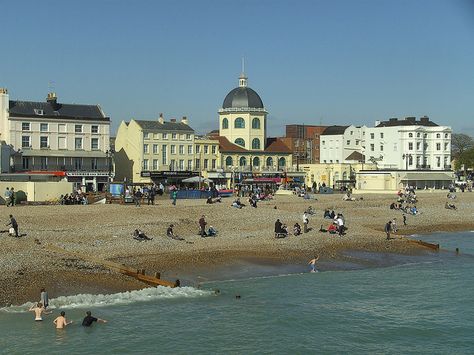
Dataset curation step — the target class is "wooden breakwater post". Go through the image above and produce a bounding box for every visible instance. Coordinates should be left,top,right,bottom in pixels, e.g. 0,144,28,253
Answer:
408,239,440,251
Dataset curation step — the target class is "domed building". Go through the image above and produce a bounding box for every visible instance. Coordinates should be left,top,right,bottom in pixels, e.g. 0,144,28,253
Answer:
211,72,292,174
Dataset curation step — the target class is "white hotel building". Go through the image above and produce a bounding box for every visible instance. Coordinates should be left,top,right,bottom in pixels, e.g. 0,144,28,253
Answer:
0,88,111,191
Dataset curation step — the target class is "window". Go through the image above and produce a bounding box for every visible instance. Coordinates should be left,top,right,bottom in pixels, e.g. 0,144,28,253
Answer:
153,144,158,154
436,143,441,151
40,136,48,148
186,134,191,140
346,140,350,145
170,160,175,170
436,133,440,138
408,142,413,150
195,159,201,169
222,118,229,129
225,156,233,166
195,145,200,153
162,133,168,139
252,138,260,149
266,157,273,166
444,142,449,151
239,157,247,166
380,133,384,139
350,131,353,135
91,138,99,150
424,133,427,138
144,132,149,139
188,145,193,154
322,140,325,145
409,155,413,166
356,140,359,145
437,157,441,167
380,145,384,151
212,145,216,154
417,142,421,150
75,125,83,133
144,144,149,154
203,145,208,154
22,122,30,131
253,157,260,167
40,157,48,169
444,156,449,167
92,125,99,134
91,158,98,170
424,143,428,150
75,138,83,150
179,145,184,155
162,145,167,164
278,157,286,168
179,159,184,170
252,118,260,129
34,109,44,116
204,159,208,169
416,156,420,167
73,157,82,170
445,133,449,139
170,145,176,154
370,144,374,151
235,138,245,147
153,159,158,170
22,136,31,148
234,117,245,128
212,159,216,169
370,133,374,139
40,123,48,132
417,133,420,138
187,160,193,170
172,133,177,140
22,157,30,170
143,159,149,170
409,133,413,138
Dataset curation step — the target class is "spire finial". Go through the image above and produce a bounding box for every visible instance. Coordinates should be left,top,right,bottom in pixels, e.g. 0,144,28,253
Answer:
239,58,248,88
242,57,245,75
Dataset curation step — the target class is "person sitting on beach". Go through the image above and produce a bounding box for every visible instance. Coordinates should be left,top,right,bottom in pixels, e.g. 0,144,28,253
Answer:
391,218,398,233
206,196,213,204
342,192,355,201
132,229,152,241
54,311,72,329
445,201,457,210
328,223,338,234
410,206,418,215
29,302,51,321
306,206,315,215
323,209,331,219
293,223,302,236
215,196,222,203
329,210,336,219
167,224,184,240
390,202,397,210
274,219,287,238
281,224,289,236
207,225,217,237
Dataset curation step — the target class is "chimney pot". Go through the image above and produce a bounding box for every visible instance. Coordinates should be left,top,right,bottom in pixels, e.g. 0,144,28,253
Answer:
170,118,177,123
158,113,164,124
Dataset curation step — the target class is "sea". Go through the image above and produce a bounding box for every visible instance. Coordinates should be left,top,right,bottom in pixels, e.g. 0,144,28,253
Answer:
1,231,474,354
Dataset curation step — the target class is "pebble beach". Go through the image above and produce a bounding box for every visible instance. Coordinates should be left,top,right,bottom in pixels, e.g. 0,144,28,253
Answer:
1,191,473,307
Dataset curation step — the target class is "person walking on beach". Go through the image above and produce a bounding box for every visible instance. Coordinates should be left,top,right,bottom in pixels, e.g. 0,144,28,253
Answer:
40,288,49,309
4,187,11,206
134,189,142,207
172,190,177,206
53,311,73,329
9,187,15,206
303,212,309,233
402,214,407,226
82,311,107,327
6,214,19,237
308,255,320,273
199,215,207,237
385,220,392,240
29,302,51,321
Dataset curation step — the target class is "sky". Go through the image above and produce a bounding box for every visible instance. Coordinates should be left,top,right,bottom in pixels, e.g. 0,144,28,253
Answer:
1,0,473,137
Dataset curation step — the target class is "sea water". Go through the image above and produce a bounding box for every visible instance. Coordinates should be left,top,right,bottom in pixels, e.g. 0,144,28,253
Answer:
1,231,474,354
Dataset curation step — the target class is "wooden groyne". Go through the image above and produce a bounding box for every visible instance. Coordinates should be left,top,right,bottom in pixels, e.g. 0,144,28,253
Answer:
46,244,179,288
407,239,440,250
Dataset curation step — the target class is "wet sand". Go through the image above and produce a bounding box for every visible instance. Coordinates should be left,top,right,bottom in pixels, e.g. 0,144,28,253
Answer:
1,191,473,306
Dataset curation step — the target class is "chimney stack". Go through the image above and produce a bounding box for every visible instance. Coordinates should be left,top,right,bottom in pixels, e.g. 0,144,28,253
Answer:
158,113,164,124
0,88,8,94
181,116,189,125
420,116,429,123
47,92,59,110
170,118,177,123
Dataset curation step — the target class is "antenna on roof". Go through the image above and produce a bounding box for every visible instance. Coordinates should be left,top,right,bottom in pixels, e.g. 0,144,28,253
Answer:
242,57,245,74
48,80,56,93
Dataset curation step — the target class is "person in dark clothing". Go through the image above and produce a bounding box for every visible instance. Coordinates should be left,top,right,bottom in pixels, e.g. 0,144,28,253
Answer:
134,189,142,207
274,219,284,237
82,311,107,327
385,221,392,240
199,215,207,237
147,188,156,205
6,214,19,237
402,214,407,226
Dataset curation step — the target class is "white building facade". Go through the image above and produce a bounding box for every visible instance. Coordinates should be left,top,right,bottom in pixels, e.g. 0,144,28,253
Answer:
320,125,366,164
364,116,451,170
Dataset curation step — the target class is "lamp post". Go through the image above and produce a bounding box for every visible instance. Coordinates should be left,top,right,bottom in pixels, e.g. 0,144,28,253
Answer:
106,149,115,193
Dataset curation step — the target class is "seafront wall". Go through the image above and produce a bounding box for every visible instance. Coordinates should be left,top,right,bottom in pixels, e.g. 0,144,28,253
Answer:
0,181,72,202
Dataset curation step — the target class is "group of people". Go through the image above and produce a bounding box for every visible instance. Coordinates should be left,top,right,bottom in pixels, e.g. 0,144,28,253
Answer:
4,187,16,207
59,191,88,205
320,212,346,236
274,209,314,238
384,218,400,240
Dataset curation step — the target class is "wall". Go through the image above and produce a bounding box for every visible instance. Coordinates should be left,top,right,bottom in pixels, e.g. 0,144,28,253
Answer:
0,181,73,202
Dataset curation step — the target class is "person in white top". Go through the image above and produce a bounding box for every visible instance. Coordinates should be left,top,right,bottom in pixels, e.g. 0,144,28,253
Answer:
303,212,309,233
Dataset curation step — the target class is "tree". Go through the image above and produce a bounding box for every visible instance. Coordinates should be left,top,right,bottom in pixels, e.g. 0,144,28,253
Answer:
455,147,474,172
451,133,474,159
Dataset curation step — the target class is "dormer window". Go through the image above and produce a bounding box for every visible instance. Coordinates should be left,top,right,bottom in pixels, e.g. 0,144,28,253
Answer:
34,109,44,116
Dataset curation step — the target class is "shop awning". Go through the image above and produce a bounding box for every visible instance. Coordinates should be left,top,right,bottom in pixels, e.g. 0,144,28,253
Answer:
401,172,454,181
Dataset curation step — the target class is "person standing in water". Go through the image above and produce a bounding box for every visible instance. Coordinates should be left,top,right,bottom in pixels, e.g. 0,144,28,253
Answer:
40,288,49,309
308,255,320,273
29,302,51,321
53,311,73,329
82,311,107,327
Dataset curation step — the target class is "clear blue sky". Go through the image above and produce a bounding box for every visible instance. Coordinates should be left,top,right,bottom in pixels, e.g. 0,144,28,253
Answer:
2,0,473,136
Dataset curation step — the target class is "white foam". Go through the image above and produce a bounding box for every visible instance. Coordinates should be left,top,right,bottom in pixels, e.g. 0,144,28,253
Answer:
1,286,213,313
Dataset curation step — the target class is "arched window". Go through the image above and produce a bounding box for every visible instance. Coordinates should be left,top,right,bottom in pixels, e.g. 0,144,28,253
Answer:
252,138,260,149
334,172,340,182
342,171,348,180
436,133,440,138
239,156,247,166
278,157,286,168
234,117,245,128
252,117,260,129
234,138,245,147
222,118,229,129
253,157,260,167
266,157,273,167
408,133,413,138
225,156,233,166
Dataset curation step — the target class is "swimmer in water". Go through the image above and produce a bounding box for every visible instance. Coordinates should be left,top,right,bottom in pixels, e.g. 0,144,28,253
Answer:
53,311,73,329
29,302,51,321
308,255,320,273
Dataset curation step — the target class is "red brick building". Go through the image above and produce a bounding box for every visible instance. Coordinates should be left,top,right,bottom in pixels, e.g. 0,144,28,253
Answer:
282,124,328,165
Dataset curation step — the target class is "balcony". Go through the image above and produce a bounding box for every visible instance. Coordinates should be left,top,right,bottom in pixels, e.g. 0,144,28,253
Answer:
416,164,431,170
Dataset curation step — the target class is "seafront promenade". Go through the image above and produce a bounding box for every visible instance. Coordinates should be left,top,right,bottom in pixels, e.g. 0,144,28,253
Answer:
1,191,473,306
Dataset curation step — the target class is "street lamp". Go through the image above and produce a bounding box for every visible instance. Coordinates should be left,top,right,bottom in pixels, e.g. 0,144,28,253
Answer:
106,149,115,193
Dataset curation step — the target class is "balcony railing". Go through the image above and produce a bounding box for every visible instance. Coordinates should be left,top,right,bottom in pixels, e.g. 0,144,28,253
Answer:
416,164,431,170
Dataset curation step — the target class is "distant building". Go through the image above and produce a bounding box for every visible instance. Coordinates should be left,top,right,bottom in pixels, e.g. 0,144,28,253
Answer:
282,124,327,165
0,88,111,191
320,125,366,164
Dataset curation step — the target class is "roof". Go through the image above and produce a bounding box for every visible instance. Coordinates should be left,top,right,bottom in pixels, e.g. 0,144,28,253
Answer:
321,126,349,135
210,136,292,154
222,87,264,109
345,151,365,161
401,172,454,181
134,120,194,132
376,117,439,127
9,100,109,121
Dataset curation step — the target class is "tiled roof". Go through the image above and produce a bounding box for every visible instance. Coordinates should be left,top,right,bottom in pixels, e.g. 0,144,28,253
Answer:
210,136,247,153
264,137,293,153
321,126,349,135
376,117,438,127
134,120,194,132
345,151,365,161
9,100,109,121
